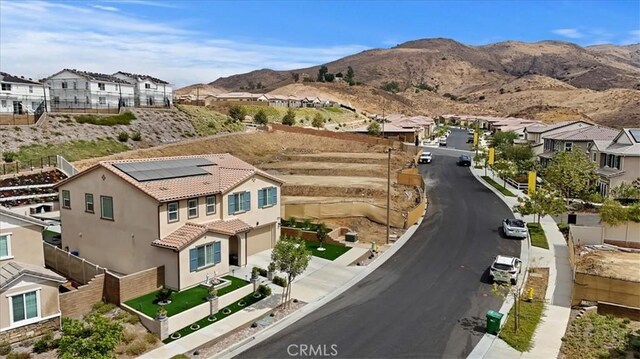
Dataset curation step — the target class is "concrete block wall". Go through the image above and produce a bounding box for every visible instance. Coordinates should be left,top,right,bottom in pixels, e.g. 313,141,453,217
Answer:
59,274,105,319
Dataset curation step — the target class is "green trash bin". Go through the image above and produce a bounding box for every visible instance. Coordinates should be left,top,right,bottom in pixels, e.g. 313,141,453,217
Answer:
486,310,503,335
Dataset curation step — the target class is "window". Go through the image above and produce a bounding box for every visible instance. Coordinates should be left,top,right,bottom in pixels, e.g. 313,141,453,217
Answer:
115,84,118,91
605,154,621,170
258,187,278,208
543,139,552,151
61,190,71,209
98,83,105,91
98,97,106,105
85,82,89,90
167,202,179,223
1,100,6,108
53,96,60,105
85,96,90,104
592,152,597,162
0,234,11,259
11,291,39,324
206,196,216,215
73,82,77,90
564,142,573,152
85,193,94,213
145,83,151,89
61,81,68,89
100,196,113,220
228,191,250,214
29,86,33,93
189,242,221,271
188,198,198,219
73,96,78,104
1,83,11,91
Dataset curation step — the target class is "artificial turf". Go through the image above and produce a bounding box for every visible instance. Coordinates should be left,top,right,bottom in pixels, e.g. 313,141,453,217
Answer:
304,241,351,260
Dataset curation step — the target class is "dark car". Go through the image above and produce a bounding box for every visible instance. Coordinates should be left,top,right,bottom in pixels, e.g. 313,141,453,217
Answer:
458,155,472,166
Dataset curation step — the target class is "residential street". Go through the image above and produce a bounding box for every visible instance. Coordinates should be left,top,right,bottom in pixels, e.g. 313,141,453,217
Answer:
237,129,521,359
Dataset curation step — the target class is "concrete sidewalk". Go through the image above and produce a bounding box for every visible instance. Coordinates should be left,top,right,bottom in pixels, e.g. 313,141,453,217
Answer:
467,167,572,359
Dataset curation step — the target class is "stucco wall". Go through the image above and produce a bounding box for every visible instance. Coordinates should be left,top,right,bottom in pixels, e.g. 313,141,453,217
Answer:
569,225,604,246
604,222,640,248
222,175,282,227
0,278,61,330
159,194,222,239
179,233,229,291
610,157,640,187
0,218,44,267
59,166,160,275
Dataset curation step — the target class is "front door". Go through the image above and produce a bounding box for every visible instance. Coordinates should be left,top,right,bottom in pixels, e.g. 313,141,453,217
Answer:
229,235,239,266
12,101,23,114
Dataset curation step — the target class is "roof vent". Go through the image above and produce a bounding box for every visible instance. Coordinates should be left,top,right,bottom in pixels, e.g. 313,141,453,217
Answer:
159,186,168,191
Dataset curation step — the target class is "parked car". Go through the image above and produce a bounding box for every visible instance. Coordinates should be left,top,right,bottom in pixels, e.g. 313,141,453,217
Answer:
502,218,528,239
439,137,447,146
489,255,522,285
419,151,432,164
468,128,475,134
457,154,471,166
467,134,474,143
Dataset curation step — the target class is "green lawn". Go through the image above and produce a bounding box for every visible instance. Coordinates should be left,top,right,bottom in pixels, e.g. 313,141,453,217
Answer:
124,276,249,318
481,176,516,197
162,292,266,344
15,139,128,164
499,300,545,352
527,223,549,249
304,241,351,261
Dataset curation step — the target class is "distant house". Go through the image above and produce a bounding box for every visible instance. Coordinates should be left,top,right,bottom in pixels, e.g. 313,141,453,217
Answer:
537,125,619,168
589,128,640,197
209,92,263,103
524,121,593,155
46,69,135,112
113,72,172,107
0,207,66,344
56,154,284,291
0,72,50,116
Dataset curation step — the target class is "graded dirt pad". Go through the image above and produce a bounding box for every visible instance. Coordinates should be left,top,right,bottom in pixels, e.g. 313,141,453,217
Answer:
321,217,407,245
575,250,640,281
281,196,385,206
262,161,384,171
277,175,388,189
291,152,389,159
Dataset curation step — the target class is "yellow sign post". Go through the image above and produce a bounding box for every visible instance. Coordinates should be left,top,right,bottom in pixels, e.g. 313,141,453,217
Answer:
528,171,537,194
473,132,479,146
488,147,495,165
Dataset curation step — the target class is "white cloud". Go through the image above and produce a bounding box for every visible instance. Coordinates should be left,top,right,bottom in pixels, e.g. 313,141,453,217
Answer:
0,1,368,87
552,28,584,39
92,4,119,11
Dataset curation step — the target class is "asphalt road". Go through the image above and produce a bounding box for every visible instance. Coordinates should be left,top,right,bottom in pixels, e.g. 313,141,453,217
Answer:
238,129,520,359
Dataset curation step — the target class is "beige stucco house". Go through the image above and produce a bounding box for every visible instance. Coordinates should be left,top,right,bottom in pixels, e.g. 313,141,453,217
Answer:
56,154,284,291
0,207,65,344
589,128,640,197
536,125,619,168
524,120,593,155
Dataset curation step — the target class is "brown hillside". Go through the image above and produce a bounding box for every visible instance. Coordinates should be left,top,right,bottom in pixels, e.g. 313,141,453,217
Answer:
175,83,225,97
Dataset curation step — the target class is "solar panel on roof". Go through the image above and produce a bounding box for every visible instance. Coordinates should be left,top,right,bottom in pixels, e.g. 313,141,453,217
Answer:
113,158,214,182
630,129,640,143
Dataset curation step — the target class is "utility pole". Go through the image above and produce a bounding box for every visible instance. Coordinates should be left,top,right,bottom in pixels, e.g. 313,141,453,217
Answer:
386,147,392,245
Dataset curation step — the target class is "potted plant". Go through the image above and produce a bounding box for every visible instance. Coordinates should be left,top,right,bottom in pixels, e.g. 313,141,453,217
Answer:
207,286,217,300
155,287,173,305
156,305,167,320
251,267,259,281
267,262,276,281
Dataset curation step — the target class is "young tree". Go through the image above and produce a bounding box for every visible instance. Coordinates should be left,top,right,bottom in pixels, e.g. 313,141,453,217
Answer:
367,121,381,136
253,109,268,125
600,198,630,226
271,236,312,308
312,113,324,129
58,313,123,359
345,66,355,85
317,65,328,82
228,105,246,122
502,145,536,173
324,73,335,82
316,223,329,251
544,150,598,201
492,282,521,333
490,131,518,148
281,108,296,126
493,159,518,189
514,187,566,222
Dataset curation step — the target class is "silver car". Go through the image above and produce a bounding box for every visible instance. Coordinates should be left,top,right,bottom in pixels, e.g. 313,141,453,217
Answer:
502,218,528,239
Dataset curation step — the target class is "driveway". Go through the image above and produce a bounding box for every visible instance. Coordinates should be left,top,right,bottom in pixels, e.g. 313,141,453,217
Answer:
237,143,520,359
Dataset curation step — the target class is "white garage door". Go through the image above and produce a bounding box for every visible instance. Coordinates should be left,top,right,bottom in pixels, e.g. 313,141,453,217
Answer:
247,224,274,256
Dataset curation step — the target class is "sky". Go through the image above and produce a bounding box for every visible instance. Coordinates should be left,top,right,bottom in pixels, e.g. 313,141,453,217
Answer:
1,0,638,87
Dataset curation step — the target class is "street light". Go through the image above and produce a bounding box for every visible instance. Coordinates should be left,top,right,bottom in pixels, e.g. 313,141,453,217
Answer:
386,147,393,245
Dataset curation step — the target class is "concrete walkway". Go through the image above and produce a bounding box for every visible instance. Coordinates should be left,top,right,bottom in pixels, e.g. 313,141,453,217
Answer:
138,246,369,359
467,167,573,359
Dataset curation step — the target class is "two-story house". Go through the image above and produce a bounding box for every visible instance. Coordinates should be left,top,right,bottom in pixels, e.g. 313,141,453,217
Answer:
0,72,50,115
0,207,65,344
589,128,640,197
537,125,619,168
113,72,173,107
524,120,593,155
55,154,284,291
46,69,135,111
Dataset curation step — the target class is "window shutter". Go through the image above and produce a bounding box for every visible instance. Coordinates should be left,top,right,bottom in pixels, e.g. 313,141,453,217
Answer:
214,242,221,264
271,187,277,205
189,248,198,272
244,191,251,211
258,189,264,208
228,195,235,214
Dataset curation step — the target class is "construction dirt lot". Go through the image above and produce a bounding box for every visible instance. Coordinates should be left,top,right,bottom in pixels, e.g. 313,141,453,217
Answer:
575,250,640,281
75,130,421,244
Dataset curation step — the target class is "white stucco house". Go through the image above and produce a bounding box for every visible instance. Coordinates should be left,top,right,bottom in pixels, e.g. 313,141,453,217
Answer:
46,69,135,112
113,72,173,107
0,72,49,115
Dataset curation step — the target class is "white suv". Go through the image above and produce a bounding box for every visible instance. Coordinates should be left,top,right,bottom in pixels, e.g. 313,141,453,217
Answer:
489,255,522,285
419,151,432,164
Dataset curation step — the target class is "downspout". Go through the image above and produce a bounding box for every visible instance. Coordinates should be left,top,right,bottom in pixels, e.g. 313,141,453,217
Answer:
244,232,248,267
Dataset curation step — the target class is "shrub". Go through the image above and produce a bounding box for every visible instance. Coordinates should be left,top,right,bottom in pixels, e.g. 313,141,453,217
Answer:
155,287,173,304
2,151,16,163
122,330,137,345
91,301,116,315
131,131,142,141
272,275,288,287
0,341,11,356
258,284,272,296
117,132,129,142
144,333,158,345
75,112,135,126
253,110,268,125
253,266,267,277
380,81,400,93
171,355,189,359
228,105,246,122
32,332,55,353
125,340,147,356
282,109,296,126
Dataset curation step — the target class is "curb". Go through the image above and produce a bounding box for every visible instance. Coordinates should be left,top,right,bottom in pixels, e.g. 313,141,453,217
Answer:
467,167,532,359
213,201,429,359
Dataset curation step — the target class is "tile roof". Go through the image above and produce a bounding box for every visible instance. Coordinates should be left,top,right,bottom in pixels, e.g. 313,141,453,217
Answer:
53,69,131,84
57,154,284,202
0,261,66,289
115,71,169,85
152,218,253,250
0,72,41,85
544,126,619,141
525,121,591,134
